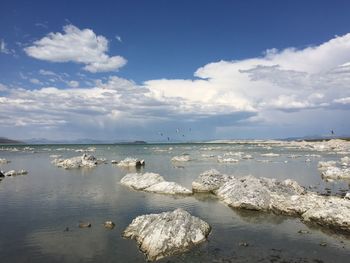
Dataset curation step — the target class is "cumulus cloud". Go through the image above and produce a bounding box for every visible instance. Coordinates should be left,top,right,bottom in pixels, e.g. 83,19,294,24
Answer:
24,25,127,73
2,33,350,139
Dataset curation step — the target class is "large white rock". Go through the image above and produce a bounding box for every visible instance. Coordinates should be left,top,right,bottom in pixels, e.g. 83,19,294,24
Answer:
192,169,233,193
121,173,164,190
302,196,350,232
121,173,192,195
321,166,350,179
192,172,350,232
144,182,192,195
123,209,211,261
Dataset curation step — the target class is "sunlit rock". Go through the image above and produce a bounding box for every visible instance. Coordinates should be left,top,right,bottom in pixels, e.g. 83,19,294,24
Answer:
318,161,337,169
192,169,233,193
217,156,239,163
123,208,211,261
144,182,192,195
121,172,191,195
52,154,104,169
321,166,350,179
171,155,191,162
120,172,164,190
117,157,145,167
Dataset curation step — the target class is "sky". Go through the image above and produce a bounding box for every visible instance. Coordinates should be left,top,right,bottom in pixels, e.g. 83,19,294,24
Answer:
1,0,350,142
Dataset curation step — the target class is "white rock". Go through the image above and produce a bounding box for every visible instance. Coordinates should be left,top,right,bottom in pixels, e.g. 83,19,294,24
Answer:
192,169,233,193
242,154,253,159
260,153,280,157
117,157,145,167
52,154,103,169
345,193,350,200
120,172,164,190
4,169,28,176
123,209,211,261
0,158,10,164
171,155,191,162
321,167,350,179
317,161,337,169
144,182,192,195
217,156,239,163
341,156,350,166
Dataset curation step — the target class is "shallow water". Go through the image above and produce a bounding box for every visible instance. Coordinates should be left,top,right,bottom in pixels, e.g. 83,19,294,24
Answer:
0,143,349,262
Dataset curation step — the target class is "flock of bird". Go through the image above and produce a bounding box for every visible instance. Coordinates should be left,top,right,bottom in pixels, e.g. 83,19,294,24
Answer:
158,128,192,141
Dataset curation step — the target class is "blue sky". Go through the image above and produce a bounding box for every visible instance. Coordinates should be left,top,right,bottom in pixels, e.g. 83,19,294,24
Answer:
1,0,350,141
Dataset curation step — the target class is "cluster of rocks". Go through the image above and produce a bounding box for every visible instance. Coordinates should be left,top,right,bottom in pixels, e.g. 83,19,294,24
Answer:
120,172,192,195
52,154,106,169
0,169,28,178
318,158,350,180
192,170,350,232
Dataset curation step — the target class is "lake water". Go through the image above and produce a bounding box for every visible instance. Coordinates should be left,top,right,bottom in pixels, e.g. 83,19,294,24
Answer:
0,143,349,262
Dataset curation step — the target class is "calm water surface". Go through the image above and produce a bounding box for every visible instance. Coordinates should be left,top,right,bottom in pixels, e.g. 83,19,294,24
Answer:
0,143,349,262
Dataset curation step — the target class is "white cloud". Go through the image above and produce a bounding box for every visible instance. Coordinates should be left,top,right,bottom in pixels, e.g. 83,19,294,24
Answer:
68,80,79,88
0,39,15,55
2,33,350,139
115,35,122,43
29,78,42,85
24,25,127,73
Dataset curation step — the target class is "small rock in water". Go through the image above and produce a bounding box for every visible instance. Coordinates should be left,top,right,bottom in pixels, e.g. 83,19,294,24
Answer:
111,160,118,164
298,229,310,234
345,193,350,200
238,241,249,247
171,155,191,162
0,158,10,164
78,222,91,228
123,208,211,261
104,221,115,229
64,227,69,232
0,171,4,177
117,157,145,167
319,242,327,247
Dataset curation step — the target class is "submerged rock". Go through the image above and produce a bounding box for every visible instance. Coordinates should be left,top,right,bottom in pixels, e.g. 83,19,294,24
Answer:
52,154,104,169
171,155,191,162
123,208,211,261
120,173,192,195
0,158,10,164
78,222,91,228
261,153,280,157
217,156,239,163
4,169,28,176
117,157,145,167
0,171,4,177
104,221,115,229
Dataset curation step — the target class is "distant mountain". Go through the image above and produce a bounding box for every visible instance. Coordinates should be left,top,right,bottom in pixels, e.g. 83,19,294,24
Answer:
281,135,350,142
0,137,23,144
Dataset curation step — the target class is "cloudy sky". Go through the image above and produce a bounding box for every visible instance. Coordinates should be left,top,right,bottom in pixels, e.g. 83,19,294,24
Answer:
1,0,350,141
